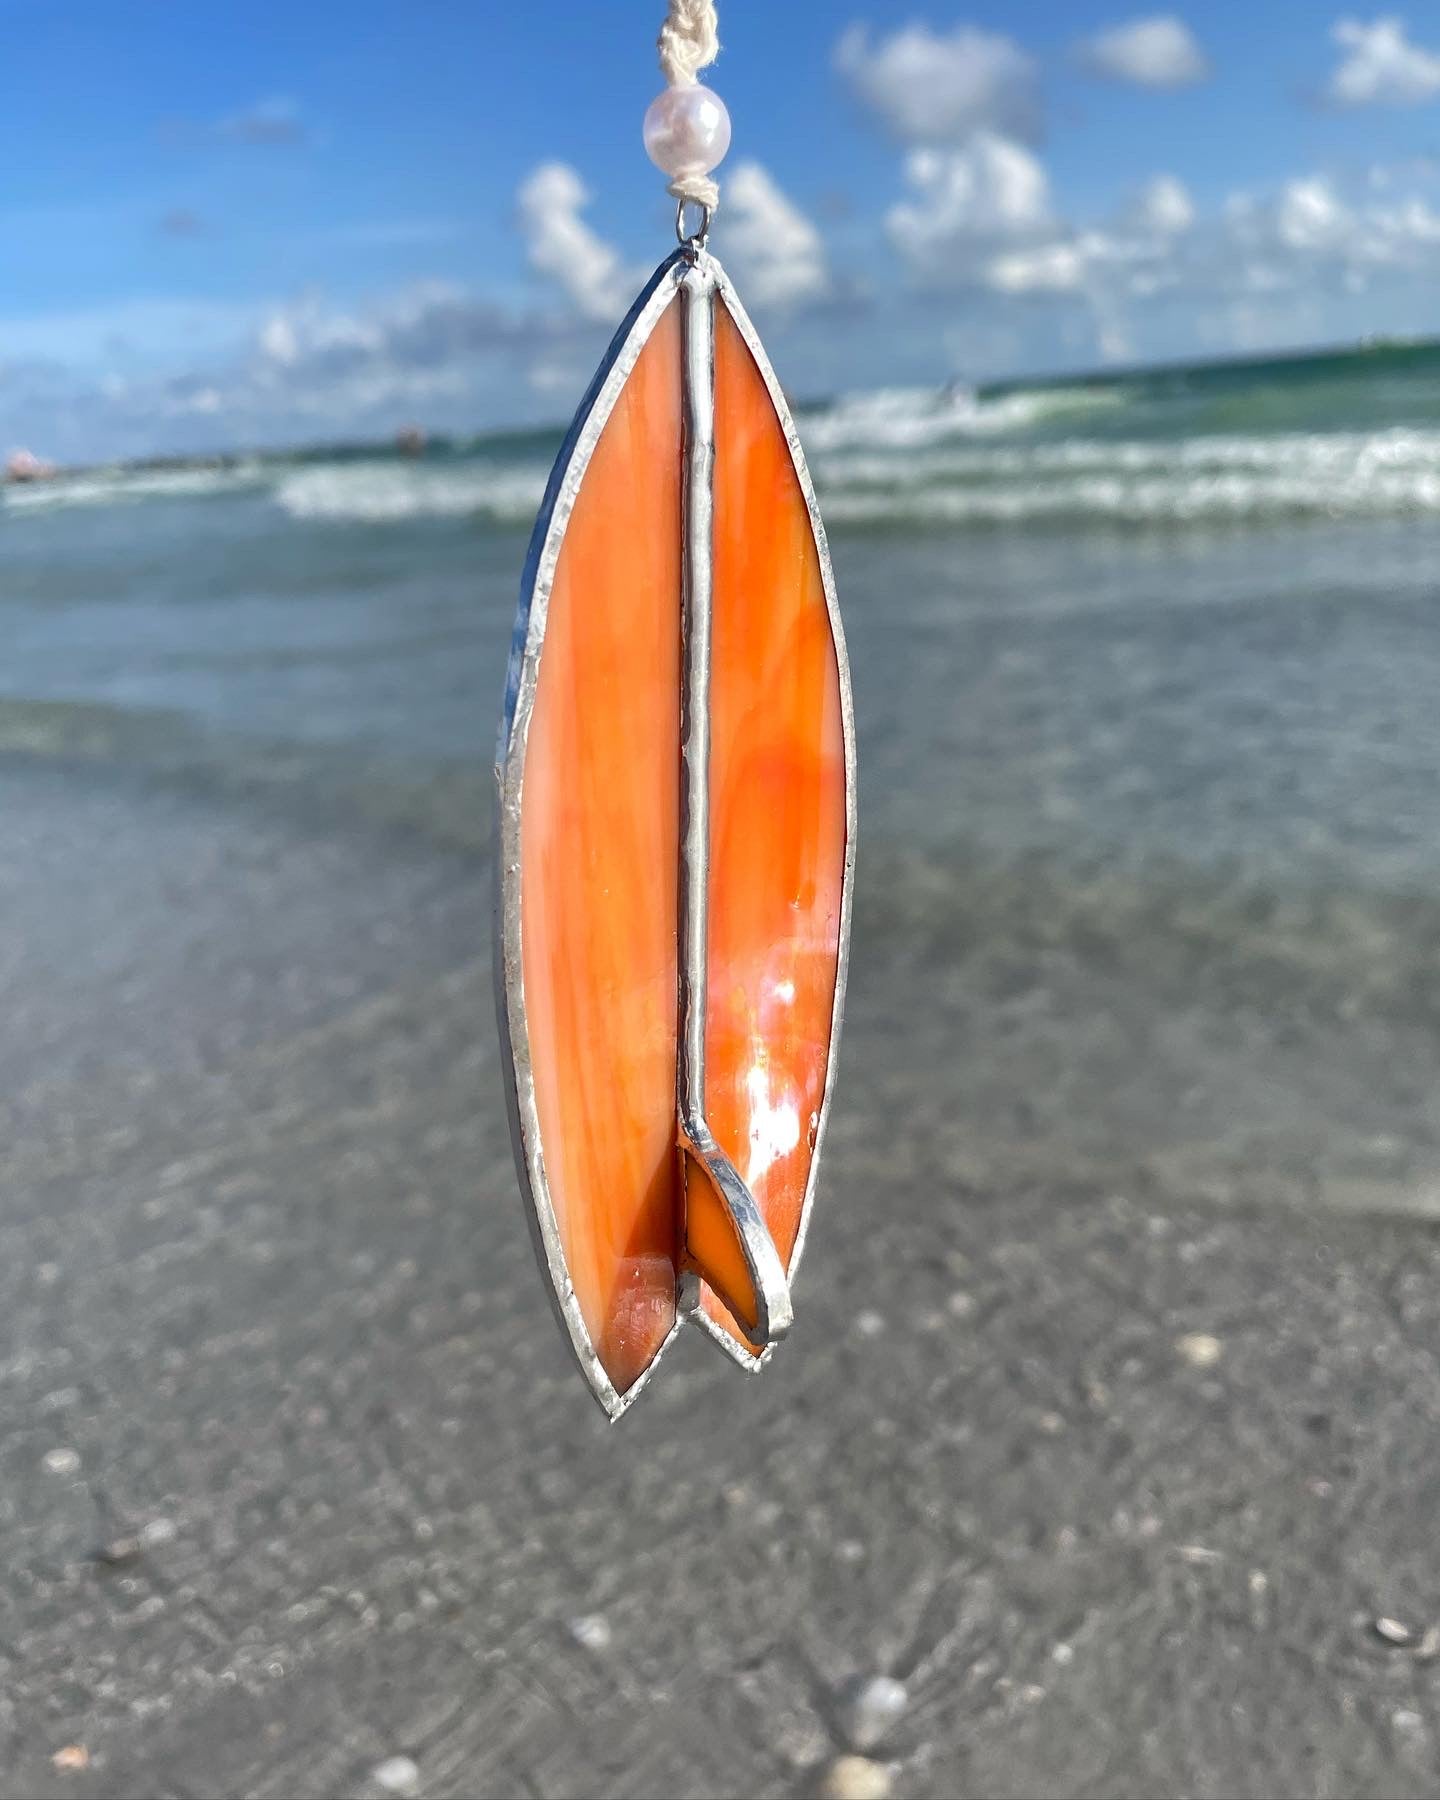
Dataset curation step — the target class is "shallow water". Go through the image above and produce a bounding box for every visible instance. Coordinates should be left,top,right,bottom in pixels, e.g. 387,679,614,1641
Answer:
3,350,1440,1223
3,487,1439,893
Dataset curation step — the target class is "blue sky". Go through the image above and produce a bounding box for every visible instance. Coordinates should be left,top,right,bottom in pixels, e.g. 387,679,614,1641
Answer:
6,3,1440,460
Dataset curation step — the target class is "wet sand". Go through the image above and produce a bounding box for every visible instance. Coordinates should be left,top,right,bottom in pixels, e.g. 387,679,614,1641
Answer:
5,757,1440,1800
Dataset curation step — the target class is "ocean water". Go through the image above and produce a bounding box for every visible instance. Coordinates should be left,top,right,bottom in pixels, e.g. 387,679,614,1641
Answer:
5,337,1440,885
7,339,1440,1221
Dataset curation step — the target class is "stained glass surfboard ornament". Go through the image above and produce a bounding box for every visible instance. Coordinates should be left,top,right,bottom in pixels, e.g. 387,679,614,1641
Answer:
495,0,855,1419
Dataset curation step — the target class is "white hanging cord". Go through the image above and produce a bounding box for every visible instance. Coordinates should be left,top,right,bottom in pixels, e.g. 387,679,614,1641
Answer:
658,0,719,87
658,1,722,212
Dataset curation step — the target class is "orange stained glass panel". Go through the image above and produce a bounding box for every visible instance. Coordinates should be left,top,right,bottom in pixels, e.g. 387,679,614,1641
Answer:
687,298,848,1351
519,300,683,1397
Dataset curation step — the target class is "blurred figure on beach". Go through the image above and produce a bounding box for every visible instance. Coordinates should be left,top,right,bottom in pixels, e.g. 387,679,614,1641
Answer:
5,447,56,483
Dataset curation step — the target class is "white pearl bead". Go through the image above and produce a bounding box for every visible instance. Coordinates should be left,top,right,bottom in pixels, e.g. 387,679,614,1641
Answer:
643,85,732,181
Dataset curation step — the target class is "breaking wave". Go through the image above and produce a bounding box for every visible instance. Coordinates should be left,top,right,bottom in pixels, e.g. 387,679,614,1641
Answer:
13,348,1440,531
3,461,269,512
274,462,548,524
800,382,1125,452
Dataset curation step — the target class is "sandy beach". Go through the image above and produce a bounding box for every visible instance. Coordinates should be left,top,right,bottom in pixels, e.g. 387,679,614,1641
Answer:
6,346,1440,1797
4,729,1440,1798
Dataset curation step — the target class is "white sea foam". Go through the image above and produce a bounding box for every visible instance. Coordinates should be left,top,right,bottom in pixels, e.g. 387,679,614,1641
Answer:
2,462,266,512
822,465,1440,526
10,398,1440,533
801,383,1124,452
273,462,547,523
0,455,548,525
813,427,1440,490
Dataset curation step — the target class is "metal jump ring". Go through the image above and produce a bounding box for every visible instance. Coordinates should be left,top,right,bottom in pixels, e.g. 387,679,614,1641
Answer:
675,198,713,253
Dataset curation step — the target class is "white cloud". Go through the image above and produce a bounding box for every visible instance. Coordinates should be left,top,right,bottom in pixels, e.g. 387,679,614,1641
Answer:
20,121,1440,464
161,281,566,432
1078,16,1210,88
840,14,1440,371
887,132,1053,272
986,240,1090,295
1128,174,1196,235
1226,169,1440,282
722,163,831,309
835,22,1040,143
0,276,575,461
253,293,386,374
878,123,1440,366
258,314,299,366
515,163,639,325
528,357,587,396
1325,16,1440,106
853,20,1203,357
1198,165,1440,328
1275,177,1350,250
1367,153,1440,191
884,135,1166,308
0,155,837,461
1370,194,1440,242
